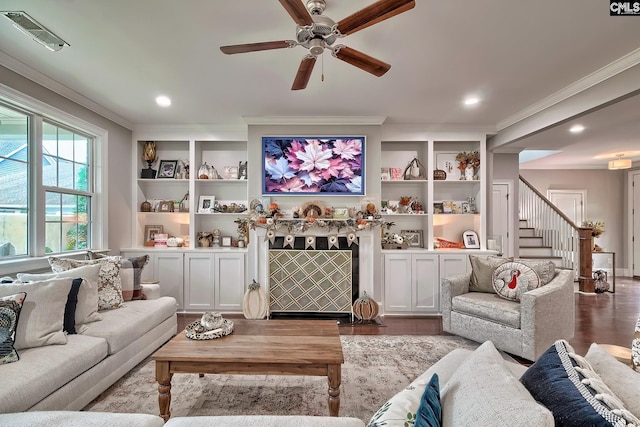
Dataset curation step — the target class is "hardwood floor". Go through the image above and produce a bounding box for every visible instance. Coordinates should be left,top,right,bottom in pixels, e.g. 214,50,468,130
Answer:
177,276,640,357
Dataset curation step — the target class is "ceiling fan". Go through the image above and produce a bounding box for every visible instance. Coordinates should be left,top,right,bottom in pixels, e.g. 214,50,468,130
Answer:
220,0,415,90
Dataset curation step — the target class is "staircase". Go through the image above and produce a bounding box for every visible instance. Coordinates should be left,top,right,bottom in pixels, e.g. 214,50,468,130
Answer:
518,219,565,267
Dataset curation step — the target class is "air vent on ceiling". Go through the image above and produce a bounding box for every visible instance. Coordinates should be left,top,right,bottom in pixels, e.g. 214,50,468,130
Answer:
1,11,69,51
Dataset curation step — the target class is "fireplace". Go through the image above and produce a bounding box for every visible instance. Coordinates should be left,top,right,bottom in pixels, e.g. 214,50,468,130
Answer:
268,237,359,315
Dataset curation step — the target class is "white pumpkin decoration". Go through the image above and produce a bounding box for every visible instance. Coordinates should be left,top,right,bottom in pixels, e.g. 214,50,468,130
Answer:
242,279,268,320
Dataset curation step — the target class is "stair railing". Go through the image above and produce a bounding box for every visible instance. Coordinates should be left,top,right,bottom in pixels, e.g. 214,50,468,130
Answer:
519,175,580,273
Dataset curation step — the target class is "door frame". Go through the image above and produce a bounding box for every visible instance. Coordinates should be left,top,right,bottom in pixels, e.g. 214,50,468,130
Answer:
546,189,586,226
492,179,515,258
628,170,640,278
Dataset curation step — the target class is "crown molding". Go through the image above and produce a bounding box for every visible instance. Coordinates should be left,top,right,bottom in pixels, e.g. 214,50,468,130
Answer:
0,49,133,130
497,48,640,131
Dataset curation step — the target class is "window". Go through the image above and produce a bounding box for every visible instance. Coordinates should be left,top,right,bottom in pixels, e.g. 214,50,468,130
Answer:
0,100,98,260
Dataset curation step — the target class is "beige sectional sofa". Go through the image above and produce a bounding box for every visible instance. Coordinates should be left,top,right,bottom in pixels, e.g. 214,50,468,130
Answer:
0,292,177,413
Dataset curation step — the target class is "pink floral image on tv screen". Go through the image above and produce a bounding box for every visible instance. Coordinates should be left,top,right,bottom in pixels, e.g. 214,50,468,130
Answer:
262,136,365,195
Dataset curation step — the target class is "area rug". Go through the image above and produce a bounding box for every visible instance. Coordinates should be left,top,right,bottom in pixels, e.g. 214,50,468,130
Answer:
84,335,477,423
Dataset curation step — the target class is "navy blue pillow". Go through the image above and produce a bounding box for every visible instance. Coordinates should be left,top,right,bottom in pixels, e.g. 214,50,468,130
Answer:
520,340,628,427
63,278,83,334
415,373,441,427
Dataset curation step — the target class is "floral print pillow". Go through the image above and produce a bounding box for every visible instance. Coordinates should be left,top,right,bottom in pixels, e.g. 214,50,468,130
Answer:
49,256,123,310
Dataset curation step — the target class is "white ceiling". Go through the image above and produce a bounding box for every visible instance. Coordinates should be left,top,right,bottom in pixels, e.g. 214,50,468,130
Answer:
0,0,639,169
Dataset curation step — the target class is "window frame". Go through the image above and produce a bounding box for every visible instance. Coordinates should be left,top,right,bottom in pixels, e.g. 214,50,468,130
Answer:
0,85,108,274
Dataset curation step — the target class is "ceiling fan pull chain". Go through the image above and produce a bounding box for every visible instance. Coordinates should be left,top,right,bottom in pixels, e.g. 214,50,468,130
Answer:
321,52,325,82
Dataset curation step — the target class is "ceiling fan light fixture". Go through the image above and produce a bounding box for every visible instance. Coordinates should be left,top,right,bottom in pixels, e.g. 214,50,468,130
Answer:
1,11,69,51
608,153,632,170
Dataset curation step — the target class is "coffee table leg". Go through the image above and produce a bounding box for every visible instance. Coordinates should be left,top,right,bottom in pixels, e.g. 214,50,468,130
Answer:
156,361,172,421
327,364,341,416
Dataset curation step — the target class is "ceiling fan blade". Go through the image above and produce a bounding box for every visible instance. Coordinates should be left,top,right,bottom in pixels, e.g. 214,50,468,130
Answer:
279,0,314,26
337,0,415,35
220,40,294,55
333,46,390,77
292,56,317,90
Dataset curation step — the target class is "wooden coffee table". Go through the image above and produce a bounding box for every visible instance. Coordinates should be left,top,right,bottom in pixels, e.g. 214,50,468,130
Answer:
152,319,344,421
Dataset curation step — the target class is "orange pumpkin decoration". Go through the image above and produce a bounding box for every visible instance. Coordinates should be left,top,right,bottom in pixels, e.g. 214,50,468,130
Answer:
269,202,279,210
357,218,367,225
257,217,267,224
352,291,380,320
307,216,316,223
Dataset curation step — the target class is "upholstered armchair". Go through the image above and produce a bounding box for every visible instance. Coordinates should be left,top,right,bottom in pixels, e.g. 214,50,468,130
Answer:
441,268,575,361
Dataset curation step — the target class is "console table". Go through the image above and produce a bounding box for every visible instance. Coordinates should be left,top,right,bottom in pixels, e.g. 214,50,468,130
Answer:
592,251,615,293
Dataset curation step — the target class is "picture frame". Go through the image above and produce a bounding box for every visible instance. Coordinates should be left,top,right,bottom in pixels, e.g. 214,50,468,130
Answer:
238,161,247,180
380,167,391,181
144,225,163,243
462,202,471,214
198,195,215,213
435,152,460,181
157,200,174,212
433,202,444,214
221,236,232,247
224,165,239,180
157,160,178,179
463,229,480,249
402,230,424,248
333,207,349,219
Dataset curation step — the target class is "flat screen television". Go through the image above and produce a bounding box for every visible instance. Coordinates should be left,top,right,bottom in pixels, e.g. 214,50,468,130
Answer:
262,136,365,195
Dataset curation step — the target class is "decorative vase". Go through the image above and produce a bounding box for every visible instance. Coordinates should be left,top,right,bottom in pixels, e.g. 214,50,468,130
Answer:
465,164,475,181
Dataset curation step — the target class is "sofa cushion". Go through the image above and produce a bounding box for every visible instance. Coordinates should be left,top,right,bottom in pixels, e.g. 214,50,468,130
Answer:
0,292,25,365
415,374,441,427
49,256,124,310
0,278,70,350
88,251,149,301
520,340,640,426
82,297,176,354
468,255,510,293
0,334,108,413
451,292,521,329
18,264,102,331
0,411,164,427
585,343,640,419
440,341,553,426
492,261,541,301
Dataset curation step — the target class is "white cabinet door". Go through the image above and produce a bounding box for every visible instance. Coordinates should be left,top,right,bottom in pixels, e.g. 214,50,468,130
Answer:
184,253,215,311
214,252,246,311
412,254,439,312
154,252,184,309
383,253,412,312
439,254,470,279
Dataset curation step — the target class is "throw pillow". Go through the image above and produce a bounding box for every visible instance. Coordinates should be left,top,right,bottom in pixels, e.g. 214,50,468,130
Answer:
514,258,557,285
415,374,441,427
18,263,102,331
520,340,640,427
63,278,83,334
492,261,541,301
87,251,148,301
633,315,640,371
0,292,25,365
49,256,123,310
468,255,511,293
0,278,70,349
440,341,553,426
585,343,640,419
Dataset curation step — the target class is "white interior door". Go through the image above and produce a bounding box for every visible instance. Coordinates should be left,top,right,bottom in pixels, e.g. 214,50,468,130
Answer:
547,190,585,225
492,181,513,257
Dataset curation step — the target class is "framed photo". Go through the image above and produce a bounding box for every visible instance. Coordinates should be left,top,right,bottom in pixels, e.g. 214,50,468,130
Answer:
221,236,232,247
157,200,174,212
433,202,444,214
402,230,423,248
224,165,239,180
157,160,178,178
380,167,391,181
390,167,403,181
198,195,215,213
238,161,247,180
144,225,163,243
435,152,460,181
333,207,349,219
462,202,471,214
463,229,480,249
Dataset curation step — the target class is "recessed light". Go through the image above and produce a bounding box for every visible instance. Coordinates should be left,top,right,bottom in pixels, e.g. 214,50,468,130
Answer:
569,124,584,133
463,97,480,106
155,95,171,107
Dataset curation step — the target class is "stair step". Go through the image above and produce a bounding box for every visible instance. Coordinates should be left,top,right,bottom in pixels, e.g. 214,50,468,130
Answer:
519,228,536,237
519,219,529,227
519,246,554,257
519,236,543,247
